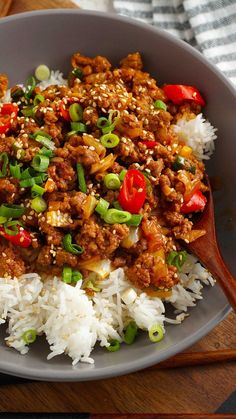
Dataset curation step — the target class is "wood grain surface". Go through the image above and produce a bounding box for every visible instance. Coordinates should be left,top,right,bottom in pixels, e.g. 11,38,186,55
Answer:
0,0,235,415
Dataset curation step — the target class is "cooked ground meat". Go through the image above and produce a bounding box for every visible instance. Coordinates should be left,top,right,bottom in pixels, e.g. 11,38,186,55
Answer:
0,51,208,293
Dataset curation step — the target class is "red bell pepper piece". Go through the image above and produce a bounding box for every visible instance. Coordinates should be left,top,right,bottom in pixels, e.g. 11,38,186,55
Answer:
181,190,207,214
0,225,32,248
59,98,78,121
163,84,205,107
141,141,157,148
0,103,19,134
118,169,146,214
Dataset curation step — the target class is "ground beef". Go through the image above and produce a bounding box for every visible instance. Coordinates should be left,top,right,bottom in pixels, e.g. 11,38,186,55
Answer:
55,249,78,268
47,161,76,191
0,178,19,204
38,217,64,246
0,74,8,98
0,242,25,277
36,245,53,269
76,219,129,259
120,52,143,70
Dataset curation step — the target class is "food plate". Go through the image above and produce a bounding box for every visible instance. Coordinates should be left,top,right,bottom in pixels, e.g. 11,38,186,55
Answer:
0,9,235,381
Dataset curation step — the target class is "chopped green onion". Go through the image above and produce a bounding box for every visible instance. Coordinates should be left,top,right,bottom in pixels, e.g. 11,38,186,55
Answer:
126,214,143,226
25,76,36,99
76,163,87,193
20,173,47,188
31,184,45,197
69,103,83,122
101,110,120,134
0,152,9,178
104,173,121,190
0,216,7,224
0,204,25,219
62,266,73,283
106,339,120,352
31,196,47,213
71,122,87,133
11,86,24,101
35,64,50,81
22,329,37,345
32,131,52,140
95,198,110,217
3,220,20,236
34,134,56,151
72,68,83,80
97,117,109,130
62,233,84,255
33,94,45,106
85,280,100,292
148,324,164,343
100,133,120,148
39,147,53,158
103,209,131,224
21,106,35,117
20,167,33,179
154,100,167,111
65,130,77,139
124,321,138,345
9,162,21,179
119,169,127,181
72,271,83,283
113,200,123,210
31,154,49,172
167,250,187,271
172,155,185,171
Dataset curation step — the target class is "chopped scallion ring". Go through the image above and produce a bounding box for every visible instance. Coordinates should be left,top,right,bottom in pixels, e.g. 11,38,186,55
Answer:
22,329,37,345
3,220,20,236
25,76,36,99
103,208,131,224
71,121,87,133
100,133,120,148
106,339,120,352
154,100,167,111
0,216,7,224
35,64,51,81
104,173,121,190
62,266,73,283
35,134,56,151
33,94,45,106
95,198,110,217
126,214,143,226
72,271,83,283
148,324,164,343
31,196,47,213
0,204,25,219
124,321,138,345
9,162,21,179
76,163,87,193
69,103,83,122
31,154,50,172
167,250,187,271
63,234,84,255
31,184,45,197
119,169,127,181
0,152,9,178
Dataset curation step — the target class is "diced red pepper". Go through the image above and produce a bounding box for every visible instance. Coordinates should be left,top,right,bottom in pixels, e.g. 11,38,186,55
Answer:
0,225,32,248
181,190,207,214
118,169,146,214
141,141,157,149
59,98,78,121
163,84,205,107
0,103,19,134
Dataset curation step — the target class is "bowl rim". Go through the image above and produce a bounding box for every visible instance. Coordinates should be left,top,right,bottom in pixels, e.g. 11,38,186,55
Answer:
0,8,233,381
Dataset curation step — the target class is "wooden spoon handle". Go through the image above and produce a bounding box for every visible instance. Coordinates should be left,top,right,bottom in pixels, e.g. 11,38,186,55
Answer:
0,0,12,17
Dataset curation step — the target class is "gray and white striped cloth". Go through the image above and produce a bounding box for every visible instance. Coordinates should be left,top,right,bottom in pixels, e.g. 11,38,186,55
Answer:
113,0,236,86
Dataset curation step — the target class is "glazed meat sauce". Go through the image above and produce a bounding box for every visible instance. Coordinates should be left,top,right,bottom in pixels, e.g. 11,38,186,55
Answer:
0,52,207,293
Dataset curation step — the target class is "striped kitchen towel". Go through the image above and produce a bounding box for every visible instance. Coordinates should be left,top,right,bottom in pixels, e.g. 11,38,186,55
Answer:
113,0,236,86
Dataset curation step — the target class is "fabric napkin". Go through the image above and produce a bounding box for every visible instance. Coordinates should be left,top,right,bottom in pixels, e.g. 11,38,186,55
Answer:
113,0,236,86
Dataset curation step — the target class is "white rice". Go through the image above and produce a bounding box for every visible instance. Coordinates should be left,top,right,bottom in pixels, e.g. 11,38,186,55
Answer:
0,254,215,365
172,113,217,160
0,69,217,365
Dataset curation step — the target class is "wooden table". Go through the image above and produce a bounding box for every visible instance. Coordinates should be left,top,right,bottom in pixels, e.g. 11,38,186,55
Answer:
0,0,235,415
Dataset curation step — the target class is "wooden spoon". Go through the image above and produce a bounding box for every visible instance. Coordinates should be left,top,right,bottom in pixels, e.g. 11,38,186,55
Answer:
0,0,12,17
183,176,236,311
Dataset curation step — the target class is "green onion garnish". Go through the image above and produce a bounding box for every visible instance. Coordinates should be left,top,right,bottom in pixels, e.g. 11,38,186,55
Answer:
0,204,25,219
100,133,120,148
35,64,50,81
119,169,127,181
32,131,52,140
113,200,123,210
106,339,120,352
124,321,138,345
72,270,83,283
22,329,37,344
3,220,20,236
62,233,84,255
31,154,50,172
104,173,121,190
69,103,83,122
11,86,24,101
72,68,83,80
126,214,143,226
33,94,45,106
39,147,53,158
0,152,9,178
97,117,110,130
9,162,21,179
31,196,47,213
172,155,185,171
20,168,33,179
71,122,87,133
62,266,73,283
148,324,164,343
76,163,87,193
167,250,187,271
103,209,131,224
95,198,110,217
21,106,35,117
101,110,120,134
25,76,36,100
0,216,7,224
20,173,47,188
154,100,167,111
34,134,56,151
31,184,45,197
